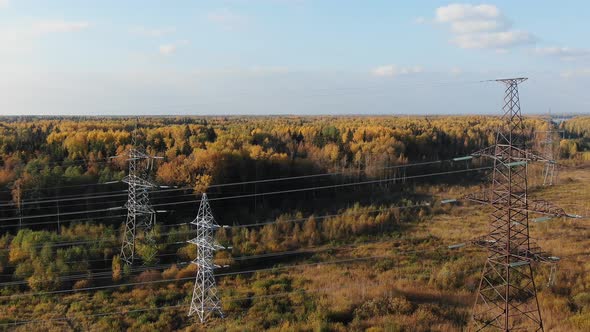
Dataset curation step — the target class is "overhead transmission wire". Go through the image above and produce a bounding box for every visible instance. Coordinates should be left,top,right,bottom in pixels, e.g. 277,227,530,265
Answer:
0,243,454,300
2,185,375,214
0,180,122,196
0,164,488,230
1,181,387,214
0,229,196,253
0,237,424,286
0,244,305,279
0,147,580,318
0,158,448,207
0,164,490,225
0,160,489,286
56,205,580,285
0,157,491,216
4,156,487,209
0,203,432,271
1,197,129,214
0,186,283,213
6,169,576,272
1,263,493,328
0,214,127,229
5,212,575,280
13,244,570,328
151,167,491,208
0,171,490,255
0,228,573,297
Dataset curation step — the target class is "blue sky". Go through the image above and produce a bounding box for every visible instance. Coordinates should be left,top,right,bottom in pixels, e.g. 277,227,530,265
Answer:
0,0,589,115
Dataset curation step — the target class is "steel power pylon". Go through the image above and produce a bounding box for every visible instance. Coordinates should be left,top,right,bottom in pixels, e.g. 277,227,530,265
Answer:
117,122,163,265
536,127,564,186
188,193,229,323
466,78,555,331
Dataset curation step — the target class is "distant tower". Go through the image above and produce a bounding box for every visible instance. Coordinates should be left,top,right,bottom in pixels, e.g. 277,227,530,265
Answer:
541,129,557,186
188,193,228,323
118,121,161,265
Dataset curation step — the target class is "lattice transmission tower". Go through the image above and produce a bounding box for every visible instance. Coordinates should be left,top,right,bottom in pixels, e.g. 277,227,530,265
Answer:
463,78,566,331
536,126,564,186
114,121,163,265
188,193,230,323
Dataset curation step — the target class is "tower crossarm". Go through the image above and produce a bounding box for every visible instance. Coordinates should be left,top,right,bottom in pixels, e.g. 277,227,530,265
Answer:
528,199,567,217
190,258,218,271
467,237,558,264
187,238,226,251
461,191,572,218
190,218,221,229
471,145,552,163
123,202,156,215
121,175,158,188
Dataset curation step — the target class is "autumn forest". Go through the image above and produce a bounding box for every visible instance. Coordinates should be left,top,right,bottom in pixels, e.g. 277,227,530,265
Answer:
0,115,589,331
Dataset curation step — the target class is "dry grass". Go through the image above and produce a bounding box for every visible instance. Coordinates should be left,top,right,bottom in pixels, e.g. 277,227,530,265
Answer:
233,163,590,331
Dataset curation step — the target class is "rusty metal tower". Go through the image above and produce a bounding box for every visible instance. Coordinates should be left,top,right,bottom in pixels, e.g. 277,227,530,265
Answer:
467,78,552,331
438,79,580,330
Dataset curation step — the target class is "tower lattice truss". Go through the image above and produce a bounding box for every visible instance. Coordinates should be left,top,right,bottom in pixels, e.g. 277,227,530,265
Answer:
469,78,553,331
541,129,557,186
119,124,160,266
188,193,227,323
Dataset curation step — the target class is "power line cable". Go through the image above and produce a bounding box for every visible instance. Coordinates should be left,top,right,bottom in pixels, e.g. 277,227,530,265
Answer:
0,203,431,262
0,166,490,224
151,167,492,208
0,157,452,206
0,241,390,286
0,244,450,300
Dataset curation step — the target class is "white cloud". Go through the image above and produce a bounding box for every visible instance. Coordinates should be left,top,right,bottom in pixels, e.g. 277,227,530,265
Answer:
372,65,423,77
414,17,426,24
560,68,590,79
449,19,507,34
435,4,500,23
159,40,189,55
433,3,533,50
207,9,247,30
0,19,90,55
533,47,590,61
32,20,89,34
452,30,534,49
131,26,176,38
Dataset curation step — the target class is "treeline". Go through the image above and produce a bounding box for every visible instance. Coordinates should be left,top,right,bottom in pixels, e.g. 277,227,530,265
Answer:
561,116,590,159
0,116,551,199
